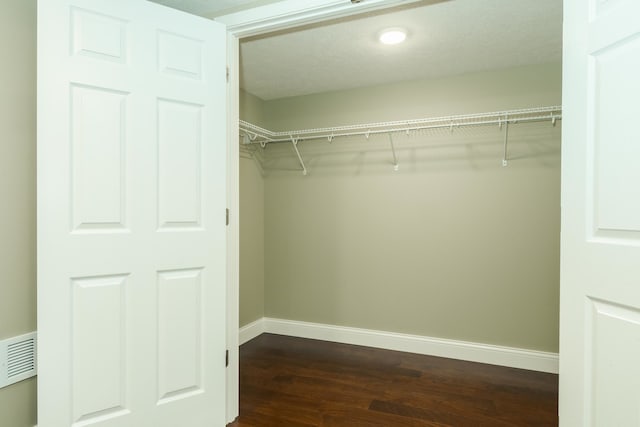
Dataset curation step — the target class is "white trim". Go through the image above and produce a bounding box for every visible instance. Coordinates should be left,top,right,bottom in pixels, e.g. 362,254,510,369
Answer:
241,318,558,374
217,0,424,38
239,318,267,345
225,32,240,425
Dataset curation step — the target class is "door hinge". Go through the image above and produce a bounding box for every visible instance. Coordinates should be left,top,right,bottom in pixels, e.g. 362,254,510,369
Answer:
225,349,229,367
226,208,230,226
226,66,229,83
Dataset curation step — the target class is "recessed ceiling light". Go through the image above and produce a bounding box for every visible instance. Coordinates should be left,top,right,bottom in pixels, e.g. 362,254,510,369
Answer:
379,28,407,45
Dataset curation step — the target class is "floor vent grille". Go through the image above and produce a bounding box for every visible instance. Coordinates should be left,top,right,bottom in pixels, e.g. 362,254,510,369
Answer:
0,332,37,389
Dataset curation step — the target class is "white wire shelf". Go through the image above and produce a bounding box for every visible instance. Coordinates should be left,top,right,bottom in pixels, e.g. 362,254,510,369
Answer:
239,105,562,175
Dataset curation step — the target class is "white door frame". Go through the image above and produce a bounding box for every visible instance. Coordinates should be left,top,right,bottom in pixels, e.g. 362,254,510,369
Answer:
220,0,425,422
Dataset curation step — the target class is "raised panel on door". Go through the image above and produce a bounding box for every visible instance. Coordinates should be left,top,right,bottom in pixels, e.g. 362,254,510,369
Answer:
72,275,130,425
588,31,640,240
586,298,640,425
71,84,129,232
157,31,203,80
157,268,204,404
71,7,128,63
157,99,203,230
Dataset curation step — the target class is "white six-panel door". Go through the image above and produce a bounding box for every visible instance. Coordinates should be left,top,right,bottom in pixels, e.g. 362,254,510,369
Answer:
560,0,640,425
37,0,227,425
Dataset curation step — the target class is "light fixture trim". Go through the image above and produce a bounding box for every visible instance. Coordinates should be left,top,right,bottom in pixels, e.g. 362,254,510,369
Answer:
379,28,407,45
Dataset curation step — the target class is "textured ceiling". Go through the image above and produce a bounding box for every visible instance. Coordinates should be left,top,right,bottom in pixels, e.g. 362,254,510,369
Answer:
147,0,562,101
240,0,563,100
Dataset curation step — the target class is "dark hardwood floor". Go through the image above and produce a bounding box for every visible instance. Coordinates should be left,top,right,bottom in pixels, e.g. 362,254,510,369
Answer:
228,334,558,427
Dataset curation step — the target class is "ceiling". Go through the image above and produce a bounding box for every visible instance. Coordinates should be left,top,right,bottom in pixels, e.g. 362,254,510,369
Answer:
150,0,563,101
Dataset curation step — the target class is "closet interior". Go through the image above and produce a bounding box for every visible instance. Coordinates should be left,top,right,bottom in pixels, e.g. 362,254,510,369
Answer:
237,0,562,362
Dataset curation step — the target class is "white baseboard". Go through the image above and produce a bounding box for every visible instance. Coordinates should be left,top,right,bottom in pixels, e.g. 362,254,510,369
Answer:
239,318,266,345
240,317,558,374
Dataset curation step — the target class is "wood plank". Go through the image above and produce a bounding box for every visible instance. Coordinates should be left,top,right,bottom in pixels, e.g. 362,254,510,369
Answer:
229,334,558,426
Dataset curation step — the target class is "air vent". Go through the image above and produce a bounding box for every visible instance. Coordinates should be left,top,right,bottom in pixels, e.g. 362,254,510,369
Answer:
0,332,37,389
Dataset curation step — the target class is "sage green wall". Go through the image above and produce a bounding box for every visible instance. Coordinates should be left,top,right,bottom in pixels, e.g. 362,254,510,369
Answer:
239,88,266,127
264,63,562,129
0,1,37,426
239,90,266,326
260,63,561,352
239,158,265,326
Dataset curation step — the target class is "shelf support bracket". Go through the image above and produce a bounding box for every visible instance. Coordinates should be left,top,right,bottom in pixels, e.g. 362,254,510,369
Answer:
502,116,509,167
290,136,308,176
388,133,399,171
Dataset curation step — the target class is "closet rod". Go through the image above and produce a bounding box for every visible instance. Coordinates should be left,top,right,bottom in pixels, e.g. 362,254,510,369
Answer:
239,106,562,145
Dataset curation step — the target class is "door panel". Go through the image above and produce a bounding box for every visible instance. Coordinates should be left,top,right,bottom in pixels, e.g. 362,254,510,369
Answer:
156,268,204,404
587,299,640,425
157,99,203,229
561,0,640,425
71,84,129,232
37,1,227,426
72,275,129,424
589,9,640,239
